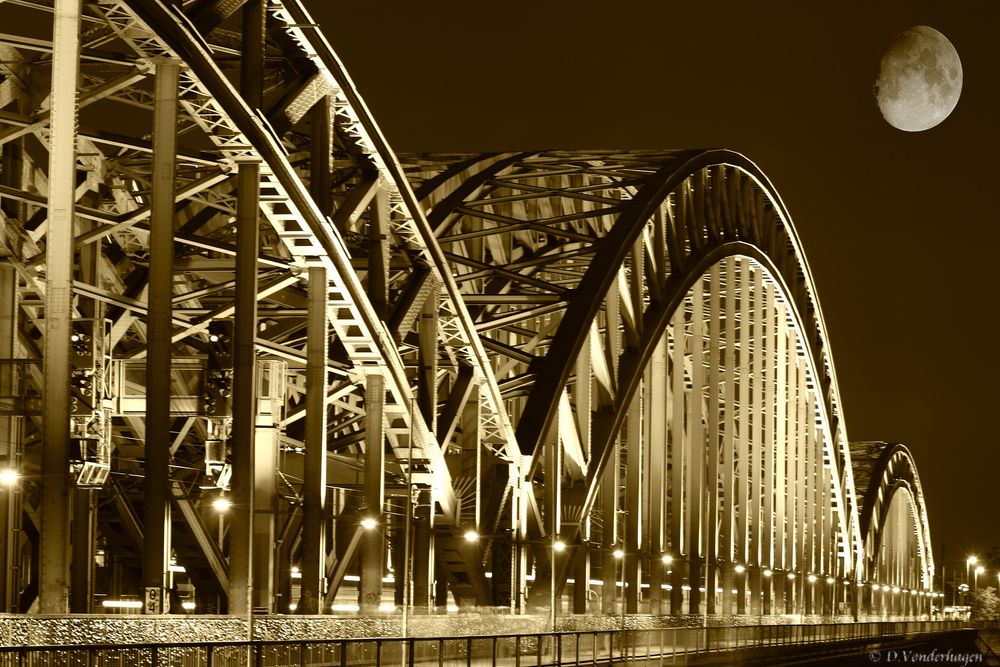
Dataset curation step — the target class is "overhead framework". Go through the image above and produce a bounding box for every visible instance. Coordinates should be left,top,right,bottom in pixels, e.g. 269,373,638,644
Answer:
0,0,934,619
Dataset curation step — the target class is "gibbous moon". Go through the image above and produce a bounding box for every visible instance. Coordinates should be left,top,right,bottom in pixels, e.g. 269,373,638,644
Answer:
875,26,962,132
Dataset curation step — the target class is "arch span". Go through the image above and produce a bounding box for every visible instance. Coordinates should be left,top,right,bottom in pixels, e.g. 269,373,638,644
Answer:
852,442,935,616
406,151,933,618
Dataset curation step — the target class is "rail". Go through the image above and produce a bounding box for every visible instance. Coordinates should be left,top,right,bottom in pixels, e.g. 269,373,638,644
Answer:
0,620,964,667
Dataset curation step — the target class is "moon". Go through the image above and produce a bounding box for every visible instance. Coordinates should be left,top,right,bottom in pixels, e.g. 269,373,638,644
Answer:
874,26,963,132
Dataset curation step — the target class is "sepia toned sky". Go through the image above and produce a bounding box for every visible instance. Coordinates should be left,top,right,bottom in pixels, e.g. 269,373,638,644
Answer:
305,1,1000,574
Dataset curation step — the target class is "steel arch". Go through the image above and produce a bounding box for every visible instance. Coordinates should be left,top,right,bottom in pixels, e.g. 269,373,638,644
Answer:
853,442,935,591
410,150,862,560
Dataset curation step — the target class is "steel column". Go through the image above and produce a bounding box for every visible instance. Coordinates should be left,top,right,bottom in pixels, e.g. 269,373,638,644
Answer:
140,58,179,613
720,259,737,615
39,0,83,615
228,161,260,616
668,315,684,615
758,284,786,613
70,489,96,612
705,267,720,615
686,279,704,614
624,390,641,614
600,441,618,615
736,259,750,615
240,0,266,110
792,326,804,616
309,97,332,216
774,303,787,587
360,374,385,613
646,337,667,615
0,266,20,612
252,384,278,612
300,266,328,613
368,188,390,320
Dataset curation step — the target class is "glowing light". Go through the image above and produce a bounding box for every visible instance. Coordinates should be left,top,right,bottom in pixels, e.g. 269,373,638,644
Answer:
975,565,985,575
209,334,220,342
787,573,796,580
211,496,232,512
807,574,817,583
288,602,298,612
102,599,143,609
360,517,378,530
763,569,772,578
181,601,196,611
826,577,835,584
661,554,674,565
734,564,746,574
612,548,624,559
0,469,18,486
553,540,565,552
290,566,301,579
967,556,979,566
892,586,900,594
464,530,479,543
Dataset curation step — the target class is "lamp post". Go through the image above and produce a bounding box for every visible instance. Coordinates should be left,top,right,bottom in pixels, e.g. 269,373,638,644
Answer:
613,547,625,656
551,538,565,630
972,565,985,620
660,554,673,616
735,564,746,614
966,556,977,593
212,493,230,548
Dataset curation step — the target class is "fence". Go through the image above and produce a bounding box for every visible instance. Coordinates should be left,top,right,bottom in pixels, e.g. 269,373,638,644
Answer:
0,620,964,667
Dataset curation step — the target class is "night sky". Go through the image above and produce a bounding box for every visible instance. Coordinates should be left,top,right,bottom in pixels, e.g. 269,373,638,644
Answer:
305,1,1000,575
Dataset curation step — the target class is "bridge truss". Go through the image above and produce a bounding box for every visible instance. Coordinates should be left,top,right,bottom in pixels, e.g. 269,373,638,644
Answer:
0,0,934,620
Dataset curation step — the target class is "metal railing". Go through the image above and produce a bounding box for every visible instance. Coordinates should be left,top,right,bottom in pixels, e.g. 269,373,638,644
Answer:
0,620,964,667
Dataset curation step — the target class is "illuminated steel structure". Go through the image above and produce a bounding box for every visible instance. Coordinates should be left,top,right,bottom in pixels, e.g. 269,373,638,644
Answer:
0,0,933,620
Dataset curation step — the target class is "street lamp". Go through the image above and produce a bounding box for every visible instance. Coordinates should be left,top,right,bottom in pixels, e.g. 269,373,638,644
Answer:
0,468,17,486
211,495,231,512
613,548,625,631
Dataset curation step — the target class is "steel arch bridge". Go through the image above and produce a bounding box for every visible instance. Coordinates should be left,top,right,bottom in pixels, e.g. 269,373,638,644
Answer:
0,0,935,622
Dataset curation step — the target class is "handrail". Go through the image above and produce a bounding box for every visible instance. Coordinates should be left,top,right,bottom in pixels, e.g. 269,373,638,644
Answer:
0,620,966,666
